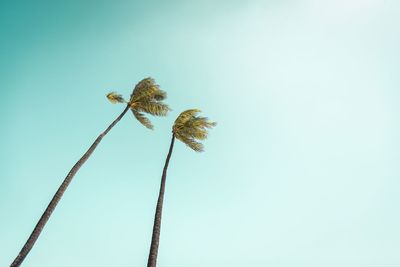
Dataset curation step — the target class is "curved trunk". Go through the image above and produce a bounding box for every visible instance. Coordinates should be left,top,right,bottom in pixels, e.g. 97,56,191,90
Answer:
147,133,175,267
11,105,130,267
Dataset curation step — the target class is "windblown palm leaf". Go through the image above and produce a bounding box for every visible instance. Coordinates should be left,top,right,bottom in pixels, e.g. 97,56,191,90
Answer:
132,109,154,130
134,101,170,116
107,77,170,129
106,92,125,104
173,109,216,152
130,78,166,103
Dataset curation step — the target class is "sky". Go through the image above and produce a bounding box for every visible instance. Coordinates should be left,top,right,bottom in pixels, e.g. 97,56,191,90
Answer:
0,0,399,266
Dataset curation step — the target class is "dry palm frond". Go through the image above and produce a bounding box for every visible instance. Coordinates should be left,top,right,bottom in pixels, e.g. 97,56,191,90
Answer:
153,90,167,101
130,78,165,103
135,101,170,116
131,109,154,130
176,134,204,152
106,78,169,130
106,92,125,104
173,109,216,152
173,109,201,127
129,77,170,129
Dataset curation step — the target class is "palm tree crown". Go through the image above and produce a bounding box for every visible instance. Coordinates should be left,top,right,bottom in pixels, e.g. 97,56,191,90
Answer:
107,77,170,129
173,109,216,152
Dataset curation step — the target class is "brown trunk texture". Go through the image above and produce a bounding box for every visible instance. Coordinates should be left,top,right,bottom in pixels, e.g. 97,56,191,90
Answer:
147,133,175,267
10,105,130,267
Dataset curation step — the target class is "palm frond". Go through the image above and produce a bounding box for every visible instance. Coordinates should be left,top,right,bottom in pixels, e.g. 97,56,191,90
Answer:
175,133,204,152
131,109,154,130
173,109,201,128
135,101,170,116
130,77,163,103
106,92,125,104
173,109,216,152
179,126,208,140
129,77,170,120
153,90,167,101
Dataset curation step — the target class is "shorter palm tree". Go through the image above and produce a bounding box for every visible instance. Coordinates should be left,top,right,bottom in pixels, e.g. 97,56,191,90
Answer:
11,77,169,267
147,109,216,267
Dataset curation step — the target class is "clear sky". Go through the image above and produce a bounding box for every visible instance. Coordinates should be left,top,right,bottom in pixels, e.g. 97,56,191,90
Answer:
1,0,399,266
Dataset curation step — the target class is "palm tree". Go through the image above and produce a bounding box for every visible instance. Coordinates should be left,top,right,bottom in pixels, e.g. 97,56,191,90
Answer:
11,77,170,267
147,109,216,267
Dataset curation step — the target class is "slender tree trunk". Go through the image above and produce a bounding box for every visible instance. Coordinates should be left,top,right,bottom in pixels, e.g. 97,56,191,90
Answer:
10,105,130,267
147,133,175,267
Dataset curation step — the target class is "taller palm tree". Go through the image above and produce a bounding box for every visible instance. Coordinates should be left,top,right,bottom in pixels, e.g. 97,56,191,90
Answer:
11,77,170,267
147,109,216,267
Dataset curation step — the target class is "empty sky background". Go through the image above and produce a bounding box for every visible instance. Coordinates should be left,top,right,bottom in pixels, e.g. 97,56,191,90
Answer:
1,0,399,266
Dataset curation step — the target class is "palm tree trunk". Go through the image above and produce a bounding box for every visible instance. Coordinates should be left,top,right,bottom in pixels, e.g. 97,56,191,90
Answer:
147,133,175,267
10,105,130,267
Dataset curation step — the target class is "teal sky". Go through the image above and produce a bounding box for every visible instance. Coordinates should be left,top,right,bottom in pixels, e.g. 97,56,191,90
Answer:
1,0,399,266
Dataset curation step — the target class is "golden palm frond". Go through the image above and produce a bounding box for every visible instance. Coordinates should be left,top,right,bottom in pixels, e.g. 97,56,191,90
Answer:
173,109,201,126
130,78,165,103
106,92,125,104
153,90,167,101
173,109,216,152
129,77,170,129
131,109,154,130
176,134,204,152
135,101,170,116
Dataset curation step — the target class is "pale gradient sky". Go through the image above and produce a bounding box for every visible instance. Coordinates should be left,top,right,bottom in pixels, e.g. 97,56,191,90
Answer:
1,0,399,266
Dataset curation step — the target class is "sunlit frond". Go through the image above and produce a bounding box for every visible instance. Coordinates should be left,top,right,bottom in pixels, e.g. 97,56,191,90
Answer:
175,133,204,152
131,109,154,130
173,109,201,127
106,92,125,104
129,77,170,128
130,78,166,103
153,90,167,101
173,109,216,152
135,101,170,116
